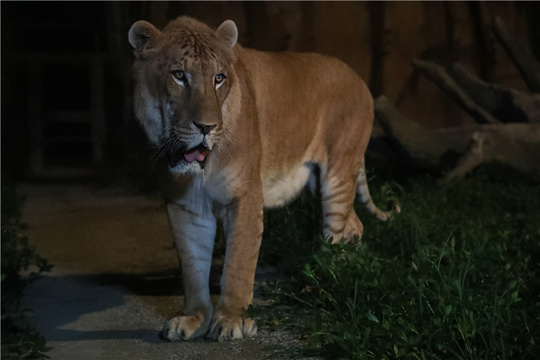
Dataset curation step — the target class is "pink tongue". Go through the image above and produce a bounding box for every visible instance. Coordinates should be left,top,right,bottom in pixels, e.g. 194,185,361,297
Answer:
184,149,207,163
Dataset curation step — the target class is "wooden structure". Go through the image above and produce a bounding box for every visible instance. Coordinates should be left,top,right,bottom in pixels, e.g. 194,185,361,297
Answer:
1,2,538,180
18,53,108,177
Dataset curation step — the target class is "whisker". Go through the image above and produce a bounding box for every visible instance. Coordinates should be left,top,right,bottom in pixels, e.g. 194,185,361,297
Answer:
150,145,169,166
150,134,178,166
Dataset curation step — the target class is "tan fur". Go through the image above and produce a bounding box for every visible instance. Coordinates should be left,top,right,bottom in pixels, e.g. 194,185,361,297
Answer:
129,16,397,342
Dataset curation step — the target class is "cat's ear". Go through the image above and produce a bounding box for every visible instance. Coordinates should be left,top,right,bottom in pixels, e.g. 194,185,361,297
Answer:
216,20,238,48
129,20,161,55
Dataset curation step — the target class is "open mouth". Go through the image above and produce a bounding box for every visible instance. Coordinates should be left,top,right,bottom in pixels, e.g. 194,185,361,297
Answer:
169,143,210,169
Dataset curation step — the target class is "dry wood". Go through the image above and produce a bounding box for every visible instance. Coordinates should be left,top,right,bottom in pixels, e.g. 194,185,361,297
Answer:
449,63,540,124
445,124,540,181
413,59,500,124
374,96,540,181
413,60,540,124
374,95,473,167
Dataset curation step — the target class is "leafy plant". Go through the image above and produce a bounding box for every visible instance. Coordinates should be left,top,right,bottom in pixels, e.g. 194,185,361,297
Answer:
1,183,52,359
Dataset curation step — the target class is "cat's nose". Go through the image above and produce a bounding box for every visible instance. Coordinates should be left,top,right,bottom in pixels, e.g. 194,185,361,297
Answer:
193,122,216,135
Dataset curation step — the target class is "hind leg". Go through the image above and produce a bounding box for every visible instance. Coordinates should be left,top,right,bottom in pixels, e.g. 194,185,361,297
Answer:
343,211,364,243
320,167,363,244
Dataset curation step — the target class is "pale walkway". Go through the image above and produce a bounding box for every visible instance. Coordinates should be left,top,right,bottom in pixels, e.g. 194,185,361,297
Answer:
21,183,310,360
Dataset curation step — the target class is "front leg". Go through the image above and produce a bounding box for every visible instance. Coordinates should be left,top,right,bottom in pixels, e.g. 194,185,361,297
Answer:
208,193,263,341
161,201,217,341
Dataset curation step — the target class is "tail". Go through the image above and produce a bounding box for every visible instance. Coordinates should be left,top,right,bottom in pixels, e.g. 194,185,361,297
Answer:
356,166,401,221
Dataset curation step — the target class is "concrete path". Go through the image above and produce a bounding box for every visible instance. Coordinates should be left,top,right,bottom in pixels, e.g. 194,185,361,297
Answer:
20,183,312,360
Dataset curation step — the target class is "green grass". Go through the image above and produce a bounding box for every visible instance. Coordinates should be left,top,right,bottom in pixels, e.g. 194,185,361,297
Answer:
258,172,539,359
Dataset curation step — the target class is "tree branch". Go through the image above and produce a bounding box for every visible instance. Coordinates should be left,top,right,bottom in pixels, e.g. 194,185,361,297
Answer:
413,59,500,124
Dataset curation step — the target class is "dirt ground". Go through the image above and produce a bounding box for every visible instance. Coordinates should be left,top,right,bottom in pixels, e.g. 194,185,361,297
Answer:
20,183,317,360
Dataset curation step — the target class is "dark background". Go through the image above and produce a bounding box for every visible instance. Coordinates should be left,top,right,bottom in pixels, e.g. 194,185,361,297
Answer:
2,1,539,182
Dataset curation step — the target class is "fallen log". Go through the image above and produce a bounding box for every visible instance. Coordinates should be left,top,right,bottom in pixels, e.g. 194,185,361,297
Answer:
374,96,540,181
374,95,471,168
445,124,540,181
378,16,540,181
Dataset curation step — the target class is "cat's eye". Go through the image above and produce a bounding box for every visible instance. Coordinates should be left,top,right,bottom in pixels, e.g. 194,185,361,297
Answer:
171,70,186,82
214,73,226,85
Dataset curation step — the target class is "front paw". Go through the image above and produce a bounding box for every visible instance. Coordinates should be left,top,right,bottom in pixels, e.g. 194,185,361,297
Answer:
160,314,209,341
207,312,257,341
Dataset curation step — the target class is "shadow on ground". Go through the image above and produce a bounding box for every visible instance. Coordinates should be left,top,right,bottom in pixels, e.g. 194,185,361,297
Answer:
20,183,316,360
